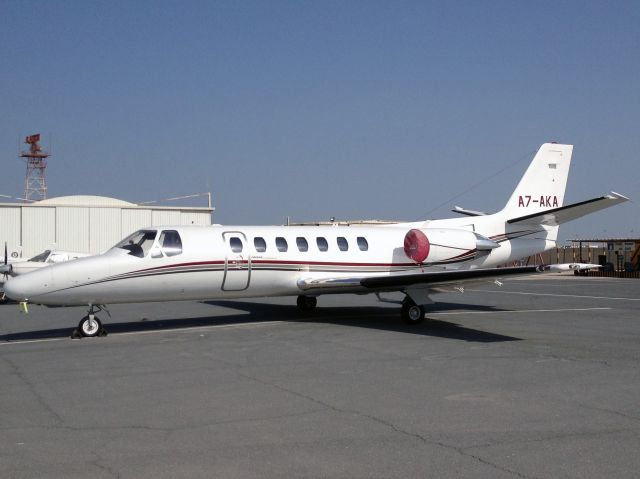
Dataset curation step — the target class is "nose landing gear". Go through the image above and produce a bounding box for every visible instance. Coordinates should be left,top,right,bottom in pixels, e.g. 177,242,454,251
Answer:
72,305,109,338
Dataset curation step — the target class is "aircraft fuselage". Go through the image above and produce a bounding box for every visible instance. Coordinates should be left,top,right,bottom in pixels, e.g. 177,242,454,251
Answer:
6,222,554,306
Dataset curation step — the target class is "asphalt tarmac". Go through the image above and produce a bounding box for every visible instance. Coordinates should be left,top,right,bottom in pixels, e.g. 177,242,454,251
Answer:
1,276,639,478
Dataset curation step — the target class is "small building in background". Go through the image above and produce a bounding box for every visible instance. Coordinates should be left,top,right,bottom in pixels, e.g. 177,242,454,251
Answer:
0,195,214,258
513,238,640,277
567,238,640,273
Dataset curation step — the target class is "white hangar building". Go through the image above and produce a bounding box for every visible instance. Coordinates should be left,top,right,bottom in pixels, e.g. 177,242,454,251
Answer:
0,195,214,259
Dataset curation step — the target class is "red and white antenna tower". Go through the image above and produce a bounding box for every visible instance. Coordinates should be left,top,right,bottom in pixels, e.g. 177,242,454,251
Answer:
20,133,50,202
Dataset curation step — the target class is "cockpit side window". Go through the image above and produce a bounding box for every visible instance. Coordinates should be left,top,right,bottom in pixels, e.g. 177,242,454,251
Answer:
114,230,158,258
159,230,183,257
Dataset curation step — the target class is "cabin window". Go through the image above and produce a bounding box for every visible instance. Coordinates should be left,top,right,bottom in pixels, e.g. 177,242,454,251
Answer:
296,237,309,252
254,237,267,252
114,230,158,258
229,237,243,253
337,236,349,251
276,237,288,252
160,230,183,257
316,237,328,252
357,236,368,251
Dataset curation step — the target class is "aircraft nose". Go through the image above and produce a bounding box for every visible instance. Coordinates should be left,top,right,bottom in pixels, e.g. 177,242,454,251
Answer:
3,276,28,301
3,268,54,302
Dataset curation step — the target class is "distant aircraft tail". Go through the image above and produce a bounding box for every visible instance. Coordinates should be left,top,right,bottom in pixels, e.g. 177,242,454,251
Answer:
501,143,573,219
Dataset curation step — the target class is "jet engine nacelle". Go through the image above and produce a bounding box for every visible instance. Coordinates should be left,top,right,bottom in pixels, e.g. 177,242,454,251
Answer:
403,228,499,264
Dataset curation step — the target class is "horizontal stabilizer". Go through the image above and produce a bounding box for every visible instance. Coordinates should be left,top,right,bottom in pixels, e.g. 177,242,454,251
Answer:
507,192,629,226
452,206,486,217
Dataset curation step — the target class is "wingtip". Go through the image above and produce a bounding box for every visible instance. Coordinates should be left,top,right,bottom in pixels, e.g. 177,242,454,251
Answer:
609,191,630,202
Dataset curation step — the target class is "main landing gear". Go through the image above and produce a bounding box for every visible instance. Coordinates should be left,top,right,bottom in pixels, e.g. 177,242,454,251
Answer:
72,305,109,338
401,297,425,324
297,295,317,312
376,292,428,324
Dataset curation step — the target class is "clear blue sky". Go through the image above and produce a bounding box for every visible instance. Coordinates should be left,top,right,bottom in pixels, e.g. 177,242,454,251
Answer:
1,0,638,240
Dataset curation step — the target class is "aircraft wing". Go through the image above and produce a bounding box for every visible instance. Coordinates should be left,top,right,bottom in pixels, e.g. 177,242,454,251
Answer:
507,192,628,226
297,263,598,294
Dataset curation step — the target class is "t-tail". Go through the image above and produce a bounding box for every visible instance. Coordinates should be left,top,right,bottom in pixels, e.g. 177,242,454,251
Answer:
497,142,627,242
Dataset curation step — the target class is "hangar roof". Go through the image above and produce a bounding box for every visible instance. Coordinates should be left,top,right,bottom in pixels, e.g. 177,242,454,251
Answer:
0,195,213,212
35,195,136,207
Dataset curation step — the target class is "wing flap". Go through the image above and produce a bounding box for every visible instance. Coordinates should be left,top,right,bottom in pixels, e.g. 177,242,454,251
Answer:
360,266,544,289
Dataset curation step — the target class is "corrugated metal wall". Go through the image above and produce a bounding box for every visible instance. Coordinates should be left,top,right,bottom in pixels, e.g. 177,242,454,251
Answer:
181,212,211,226
22,208,56,257
0,207,21,258
56,207,90,253
90,207,122,253
151,210,182,226
121,209,152,237
0,202,211,258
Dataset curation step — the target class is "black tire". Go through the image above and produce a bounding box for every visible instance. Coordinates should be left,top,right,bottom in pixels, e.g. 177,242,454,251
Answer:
78,315,102,337
401,300,424,324
297,295,317,312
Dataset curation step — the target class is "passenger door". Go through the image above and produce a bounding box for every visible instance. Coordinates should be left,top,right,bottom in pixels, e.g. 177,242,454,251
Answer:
221,231,251,291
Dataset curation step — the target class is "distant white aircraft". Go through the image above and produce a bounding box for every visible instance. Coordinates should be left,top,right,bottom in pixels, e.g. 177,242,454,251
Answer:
4,143,628,337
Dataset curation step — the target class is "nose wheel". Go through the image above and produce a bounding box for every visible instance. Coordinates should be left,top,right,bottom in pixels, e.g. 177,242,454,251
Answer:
78,315,103,337
73,305,109,338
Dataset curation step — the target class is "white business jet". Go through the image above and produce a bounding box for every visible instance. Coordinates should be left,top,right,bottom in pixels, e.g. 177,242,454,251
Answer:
3,143,628,337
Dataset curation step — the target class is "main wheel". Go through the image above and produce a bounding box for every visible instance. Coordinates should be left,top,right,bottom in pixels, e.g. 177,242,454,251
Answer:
401,300,424,324
78,315,102,337
297,295,317,312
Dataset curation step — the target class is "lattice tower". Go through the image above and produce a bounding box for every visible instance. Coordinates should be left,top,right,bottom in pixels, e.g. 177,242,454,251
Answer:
20,133,50,201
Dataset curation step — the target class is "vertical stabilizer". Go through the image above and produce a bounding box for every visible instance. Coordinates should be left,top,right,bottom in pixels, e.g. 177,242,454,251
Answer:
501,143,573,219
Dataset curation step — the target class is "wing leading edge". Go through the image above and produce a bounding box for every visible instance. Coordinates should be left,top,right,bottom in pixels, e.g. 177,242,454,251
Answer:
298,263,598,294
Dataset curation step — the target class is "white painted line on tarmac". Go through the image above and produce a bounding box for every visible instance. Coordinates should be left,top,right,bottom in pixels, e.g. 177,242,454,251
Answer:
0,320,287,347
468,290,640,301
0,337,66,347
429,307,612,316
115,320,286,337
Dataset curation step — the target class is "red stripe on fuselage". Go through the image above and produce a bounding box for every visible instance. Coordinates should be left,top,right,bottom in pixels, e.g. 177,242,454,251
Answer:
126,254,477,276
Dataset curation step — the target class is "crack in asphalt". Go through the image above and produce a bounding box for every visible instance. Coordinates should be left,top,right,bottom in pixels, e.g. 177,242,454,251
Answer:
235,369,539,479
577,404,640,423
466,427,632,452
1,355,64,425
0,408,327,435
89,456,122,479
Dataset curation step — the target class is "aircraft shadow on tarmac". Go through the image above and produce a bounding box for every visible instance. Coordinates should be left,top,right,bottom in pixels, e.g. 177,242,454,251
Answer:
199,300,522,343
0,301,521,343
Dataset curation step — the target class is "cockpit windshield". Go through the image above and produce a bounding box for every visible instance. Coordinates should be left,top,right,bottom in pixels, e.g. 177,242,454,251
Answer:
113,230,158,258
28,250,51,262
